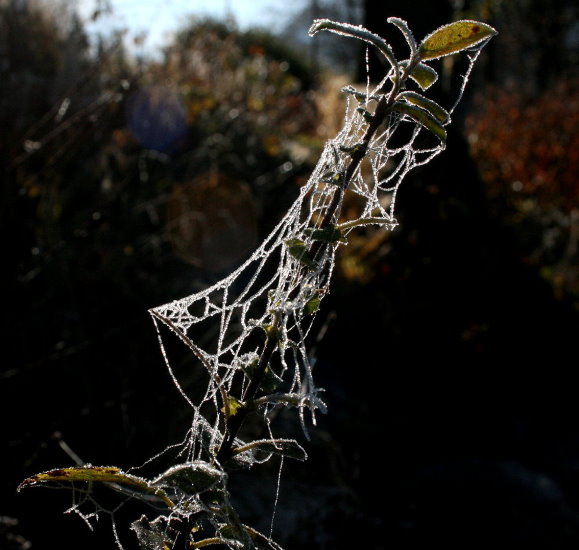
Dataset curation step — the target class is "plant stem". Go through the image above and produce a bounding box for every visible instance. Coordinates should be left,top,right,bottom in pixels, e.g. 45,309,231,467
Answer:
215,74,409,466
191,538,221,548
216,313,281,464
308,95,391,261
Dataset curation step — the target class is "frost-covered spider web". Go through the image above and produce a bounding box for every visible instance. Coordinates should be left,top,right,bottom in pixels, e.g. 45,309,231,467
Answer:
17,25,491,550
13,13,497,547
147,46,482,463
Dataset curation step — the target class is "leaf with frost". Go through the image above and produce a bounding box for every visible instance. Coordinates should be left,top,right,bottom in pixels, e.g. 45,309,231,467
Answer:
397,91,450,124
394,60,438,90
259,366,282,393
304,224,346,243
341,85,381,103
403,61,438,90
320,170,345,185
419,20,497,60
356,107,374,122
304,295,321,315
152,462,223,494
18,466,176,507
20,466,145,491
240,355,260,380
387,17,417,54
285,239,318,270
221,396,244,417
308,19,397,69
232,439,307,461
392,101,447,143
339,142,365,155
132,515,176,550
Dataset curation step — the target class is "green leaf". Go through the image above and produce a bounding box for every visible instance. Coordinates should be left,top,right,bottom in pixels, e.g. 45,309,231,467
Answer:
284,239,318,270
303,224,345,243
262,323,280,340
319,170,345,186
304,295,321,315
356,107,374,122
338,142,365,155
396,60,438,90
260,366,282,394
232,439,307,461
408,62,438,90
392,101,447,143
419,20,497,60
397,91,450,123
152,462,223,494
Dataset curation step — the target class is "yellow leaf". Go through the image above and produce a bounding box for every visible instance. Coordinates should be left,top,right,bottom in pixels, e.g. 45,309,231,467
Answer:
221,396,244,417
419,20,497,60
18,466,144,488
18,466,175,507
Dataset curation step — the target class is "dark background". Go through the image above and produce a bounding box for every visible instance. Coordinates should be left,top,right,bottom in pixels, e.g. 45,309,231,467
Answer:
2,0,578,548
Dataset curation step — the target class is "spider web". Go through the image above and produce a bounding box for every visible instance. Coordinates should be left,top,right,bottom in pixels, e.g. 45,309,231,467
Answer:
147,41,486,475
148,75,453,463
23,42,486,550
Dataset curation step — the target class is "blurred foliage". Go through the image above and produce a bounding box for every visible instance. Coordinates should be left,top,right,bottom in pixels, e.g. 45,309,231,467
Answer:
1,4,320,547
277,0,364,74
343,0,579,306
465,0,578,90
466,78,579,304
3,5,321,365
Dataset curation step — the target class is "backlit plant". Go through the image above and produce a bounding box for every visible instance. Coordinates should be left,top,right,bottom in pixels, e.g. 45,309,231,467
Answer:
19,17,496,550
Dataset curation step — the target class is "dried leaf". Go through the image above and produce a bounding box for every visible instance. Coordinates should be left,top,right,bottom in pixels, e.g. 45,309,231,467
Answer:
19,466,148,491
